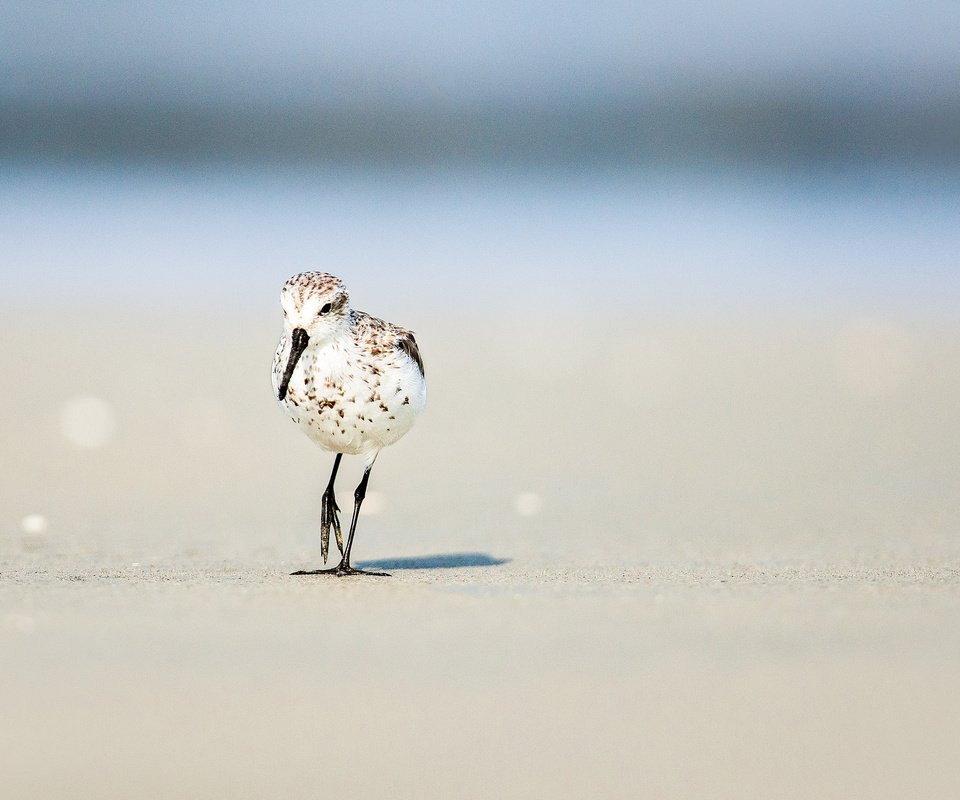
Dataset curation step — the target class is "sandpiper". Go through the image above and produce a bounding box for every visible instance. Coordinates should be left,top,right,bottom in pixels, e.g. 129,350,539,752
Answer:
272,272,426,576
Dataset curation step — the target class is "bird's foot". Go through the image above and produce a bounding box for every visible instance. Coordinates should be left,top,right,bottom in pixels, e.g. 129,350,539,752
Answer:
319,487,344,563
291,564,390,578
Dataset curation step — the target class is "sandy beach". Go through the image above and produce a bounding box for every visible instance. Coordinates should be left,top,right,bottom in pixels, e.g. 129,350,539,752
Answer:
4,310,960,798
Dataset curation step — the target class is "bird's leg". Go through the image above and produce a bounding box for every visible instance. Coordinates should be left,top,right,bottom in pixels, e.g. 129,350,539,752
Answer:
319,453,343,563
336,465,389,576
291,463,389,577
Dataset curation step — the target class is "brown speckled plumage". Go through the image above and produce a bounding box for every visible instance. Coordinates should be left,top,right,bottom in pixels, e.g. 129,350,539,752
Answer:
272,272,427,573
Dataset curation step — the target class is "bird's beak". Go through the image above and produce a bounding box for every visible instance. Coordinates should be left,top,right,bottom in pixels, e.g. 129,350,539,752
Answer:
278,327,309,400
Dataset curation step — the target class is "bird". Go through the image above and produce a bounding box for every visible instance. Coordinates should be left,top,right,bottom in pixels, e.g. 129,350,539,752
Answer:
272,272,426,576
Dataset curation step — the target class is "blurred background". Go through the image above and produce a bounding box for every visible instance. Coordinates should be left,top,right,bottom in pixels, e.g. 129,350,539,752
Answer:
4,7,960,798
2,1,959,562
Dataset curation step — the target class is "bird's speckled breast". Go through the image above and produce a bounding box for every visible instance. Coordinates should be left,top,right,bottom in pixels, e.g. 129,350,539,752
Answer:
273,335,425,459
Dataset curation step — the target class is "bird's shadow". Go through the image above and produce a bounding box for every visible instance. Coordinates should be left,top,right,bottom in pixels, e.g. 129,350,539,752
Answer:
356,552,510,570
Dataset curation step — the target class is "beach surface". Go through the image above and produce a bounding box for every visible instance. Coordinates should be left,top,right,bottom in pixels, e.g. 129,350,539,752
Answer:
4,311,960,798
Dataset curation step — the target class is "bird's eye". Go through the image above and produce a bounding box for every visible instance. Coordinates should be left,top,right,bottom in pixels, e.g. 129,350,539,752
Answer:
319,302,332,315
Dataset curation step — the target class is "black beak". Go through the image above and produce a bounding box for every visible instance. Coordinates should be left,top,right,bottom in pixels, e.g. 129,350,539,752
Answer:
278,327,309,401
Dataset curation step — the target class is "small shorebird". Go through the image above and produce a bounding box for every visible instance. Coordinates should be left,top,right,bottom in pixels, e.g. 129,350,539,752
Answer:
272,272,426,577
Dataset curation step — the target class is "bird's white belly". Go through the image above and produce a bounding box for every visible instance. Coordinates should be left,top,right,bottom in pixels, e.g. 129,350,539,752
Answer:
273,338,425,458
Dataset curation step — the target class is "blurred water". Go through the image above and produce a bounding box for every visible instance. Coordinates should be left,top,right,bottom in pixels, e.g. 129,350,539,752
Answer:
5,3,959,105
1,165,957,315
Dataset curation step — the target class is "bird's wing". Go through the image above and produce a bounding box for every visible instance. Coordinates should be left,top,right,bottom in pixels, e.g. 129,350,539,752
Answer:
397,332,424,377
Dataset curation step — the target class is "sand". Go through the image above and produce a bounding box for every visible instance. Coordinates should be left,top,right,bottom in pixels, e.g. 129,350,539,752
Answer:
3,310,960,798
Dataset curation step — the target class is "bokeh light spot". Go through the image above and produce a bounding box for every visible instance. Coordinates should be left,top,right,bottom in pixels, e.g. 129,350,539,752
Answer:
21,514,49,534
514,491,543,517
59,396,117,448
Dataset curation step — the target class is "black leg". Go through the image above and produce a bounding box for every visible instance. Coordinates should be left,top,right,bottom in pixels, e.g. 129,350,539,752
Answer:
319,453,343,563
338,466,389,575
291,462,390,577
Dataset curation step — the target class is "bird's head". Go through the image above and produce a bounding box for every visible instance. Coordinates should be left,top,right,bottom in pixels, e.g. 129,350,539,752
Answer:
277,272,350,400
280,272,350,341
